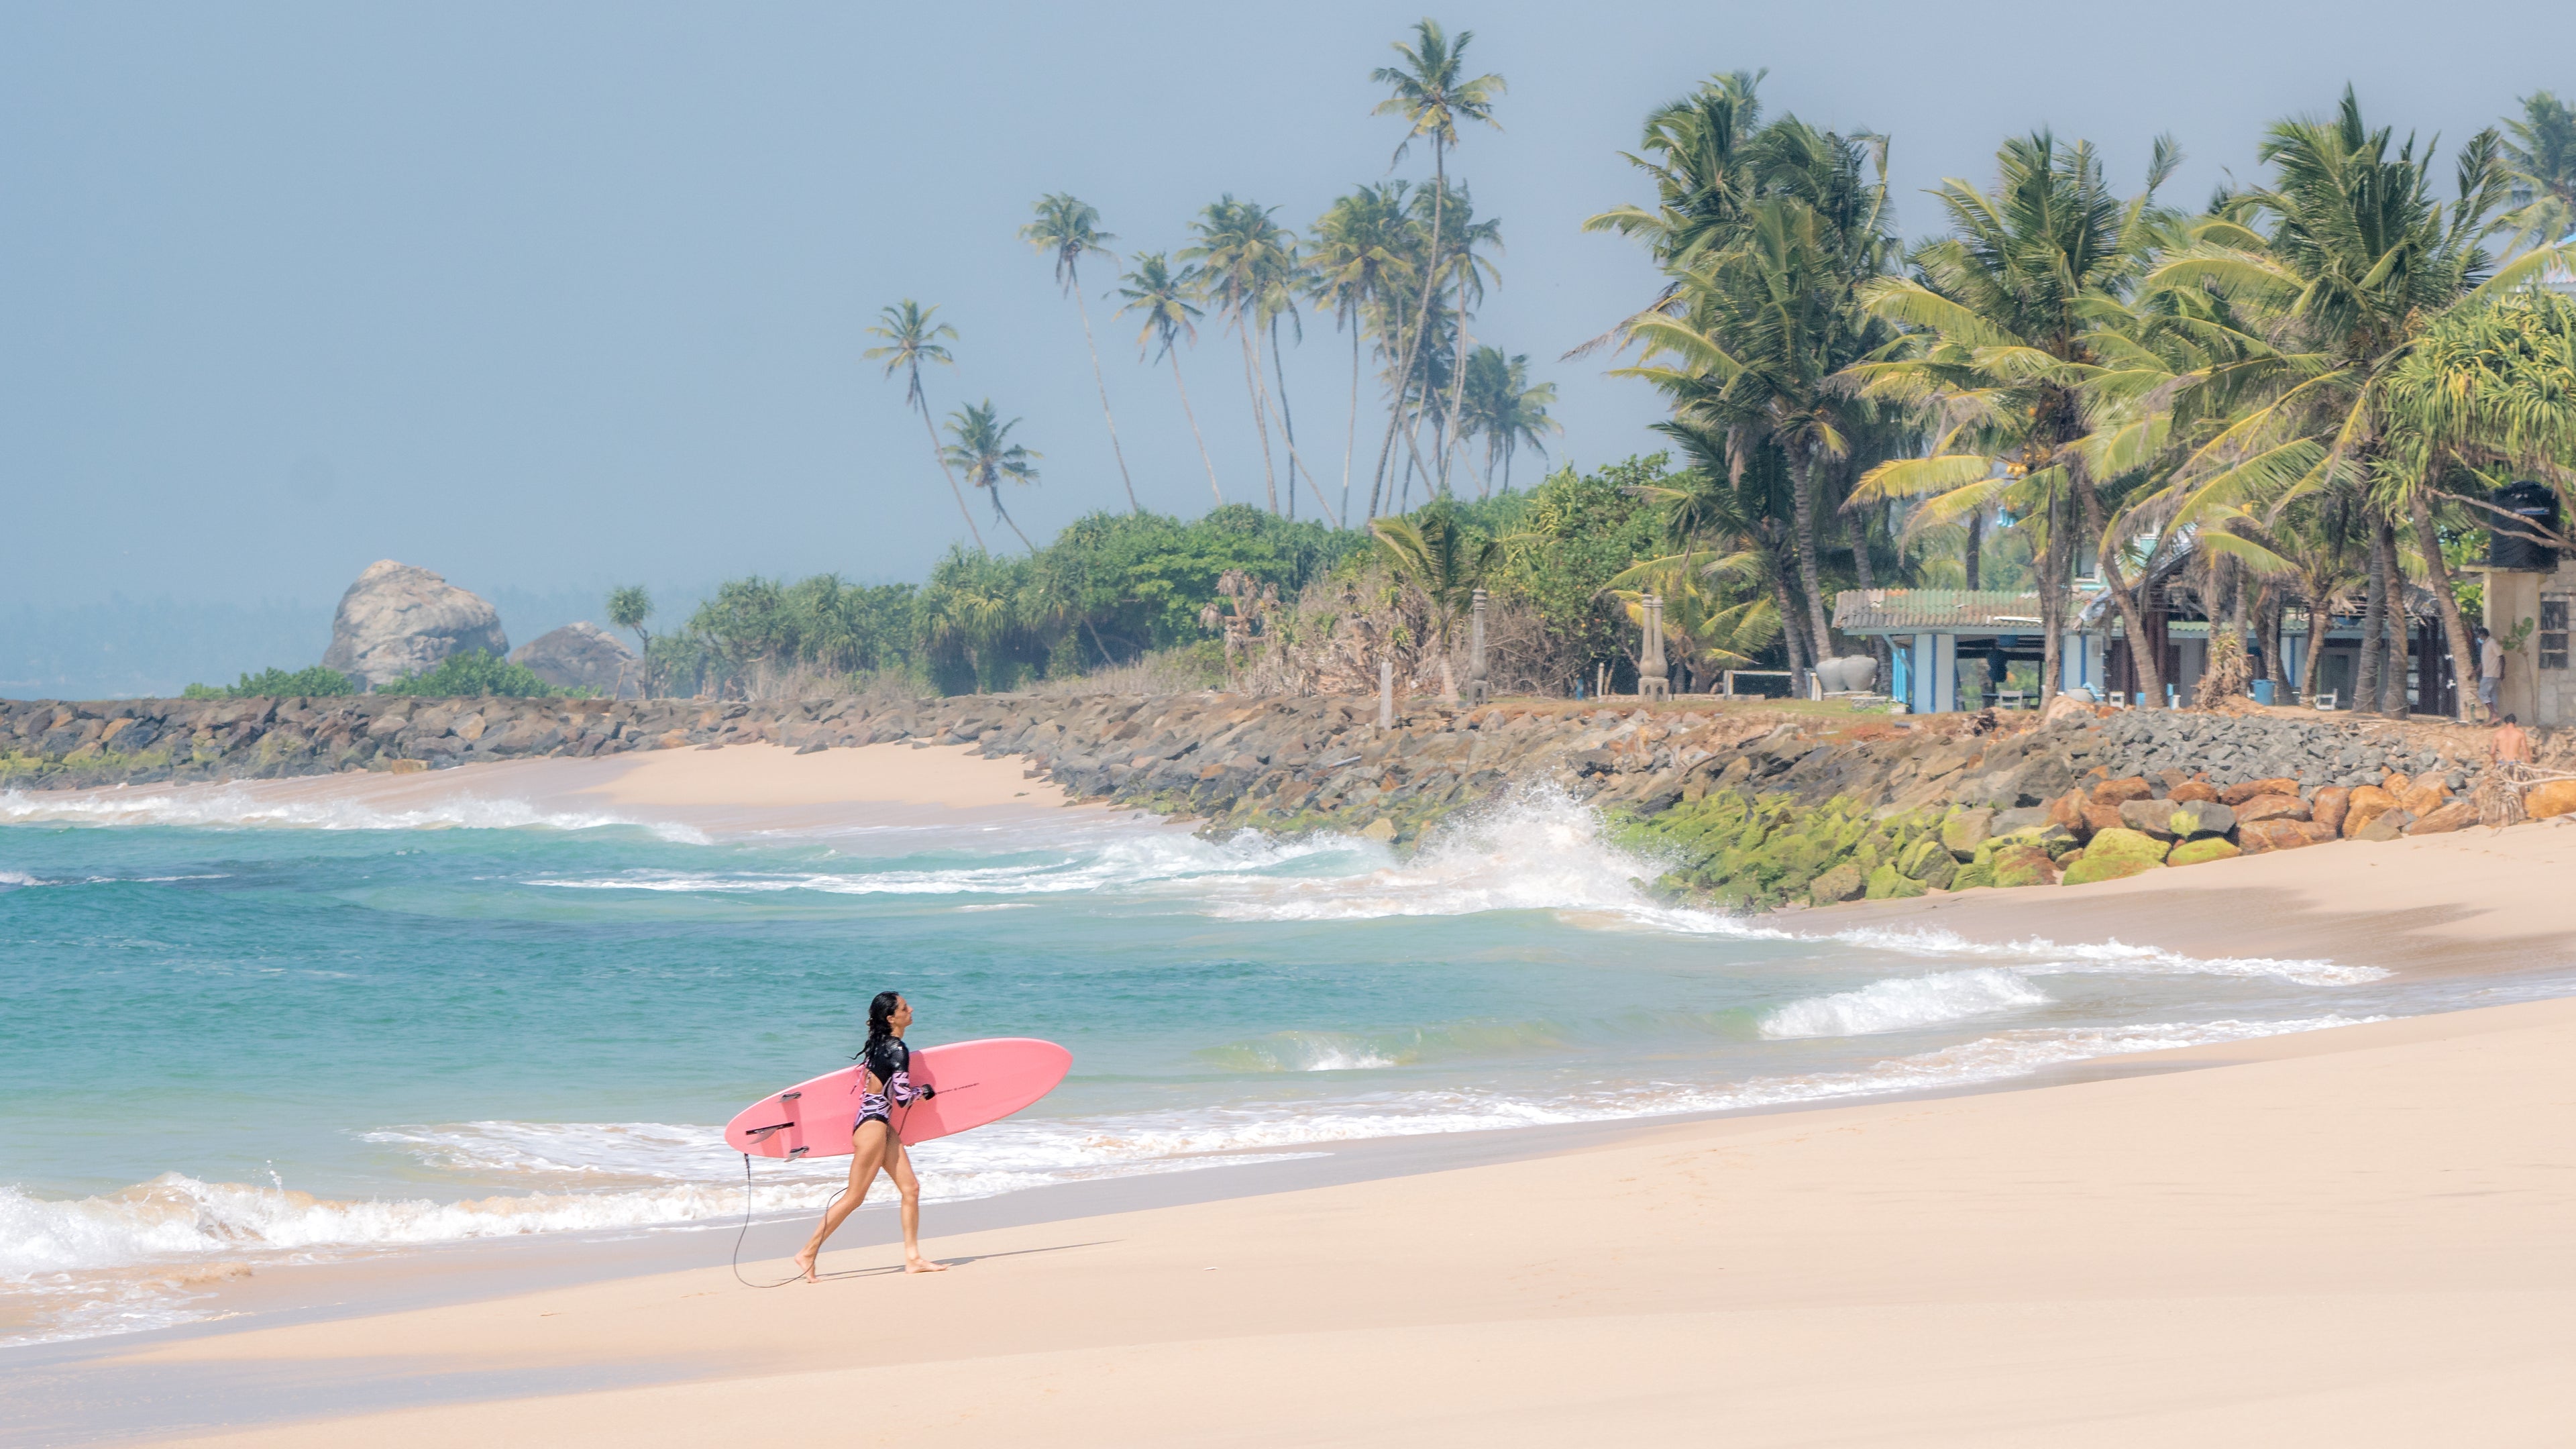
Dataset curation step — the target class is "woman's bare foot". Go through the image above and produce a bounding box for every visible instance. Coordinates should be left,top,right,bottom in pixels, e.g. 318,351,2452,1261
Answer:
904,1256,949,1274
793,1246,820,1283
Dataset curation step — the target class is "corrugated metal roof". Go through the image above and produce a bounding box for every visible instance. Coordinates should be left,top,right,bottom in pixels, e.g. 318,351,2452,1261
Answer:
1832,589,2053,632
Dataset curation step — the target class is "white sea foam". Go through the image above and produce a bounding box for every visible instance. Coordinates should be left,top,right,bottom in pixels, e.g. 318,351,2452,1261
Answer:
1813,925,2389,987
1,1007,2382,1346
0,786,707,843
1189,787,1664,922
531,828,1375,900
1759,968,2050,1039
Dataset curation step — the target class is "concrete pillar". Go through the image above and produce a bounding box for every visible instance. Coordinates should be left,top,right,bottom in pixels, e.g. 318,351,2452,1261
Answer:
1933,635,1959,712
1468,588,1489,704
2485,568,2543,723
1638,592,1670,700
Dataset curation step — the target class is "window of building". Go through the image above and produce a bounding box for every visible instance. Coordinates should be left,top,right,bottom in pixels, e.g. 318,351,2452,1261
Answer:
2543,600,2569,670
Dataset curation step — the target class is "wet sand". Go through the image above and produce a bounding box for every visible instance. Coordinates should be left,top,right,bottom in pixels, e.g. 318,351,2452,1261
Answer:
50,996,2576,1448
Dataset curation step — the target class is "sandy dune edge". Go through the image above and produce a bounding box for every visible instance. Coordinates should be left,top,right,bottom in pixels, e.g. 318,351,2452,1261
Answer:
122,997,2576,1448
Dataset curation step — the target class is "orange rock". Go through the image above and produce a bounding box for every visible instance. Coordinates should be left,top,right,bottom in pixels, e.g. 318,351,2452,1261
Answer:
2235,794,2311,823
2296,820,2343,847
2169,780,2220,803
2310,786,2351,835
2398,783,2447,817
2047,790,2092,837
2525,780,2576,820
2219,777,2302,806
2092,776,2153,806
2404,800,2480,835
2084,802,2128,835
2342,784,2399,839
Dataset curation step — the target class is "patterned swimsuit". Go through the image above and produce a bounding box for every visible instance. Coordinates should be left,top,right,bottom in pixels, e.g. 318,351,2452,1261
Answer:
856,1037,917,1132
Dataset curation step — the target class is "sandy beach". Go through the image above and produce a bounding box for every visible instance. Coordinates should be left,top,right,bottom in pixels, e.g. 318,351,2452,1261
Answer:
11,749,2576,1446
69,991,2575,1448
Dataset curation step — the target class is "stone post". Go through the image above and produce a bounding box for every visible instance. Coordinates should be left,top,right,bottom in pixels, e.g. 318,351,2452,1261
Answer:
1379,655,1395,730
1468,588,1490,704
1638,592,1671,701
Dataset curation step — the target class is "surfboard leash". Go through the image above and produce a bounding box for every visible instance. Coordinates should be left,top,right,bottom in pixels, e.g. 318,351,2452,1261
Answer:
729,1082,933,1289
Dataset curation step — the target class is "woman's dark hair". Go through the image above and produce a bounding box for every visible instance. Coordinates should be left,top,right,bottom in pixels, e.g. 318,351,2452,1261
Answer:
857,990,904,1061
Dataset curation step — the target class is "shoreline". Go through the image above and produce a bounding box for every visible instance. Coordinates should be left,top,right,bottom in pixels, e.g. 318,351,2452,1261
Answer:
12,743,2576,1443
16,995,2573,1446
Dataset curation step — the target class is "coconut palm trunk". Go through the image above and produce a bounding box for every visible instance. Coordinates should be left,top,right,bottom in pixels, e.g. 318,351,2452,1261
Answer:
2410,494,2477,721
1371,150,1446,517
2077,475,2163,707
1167,353,1222,506
1240,325,1281,513
1789,452,1835,665
922,402,985,551
2355,519,2388,714
1071,283,1140,513
1342,323,1362,526
2376,522,2408,714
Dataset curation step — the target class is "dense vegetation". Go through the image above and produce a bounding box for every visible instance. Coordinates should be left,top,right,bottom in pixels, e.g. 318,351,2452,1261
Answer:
182,665,359,700
804,21,2576,719
182,653,581,700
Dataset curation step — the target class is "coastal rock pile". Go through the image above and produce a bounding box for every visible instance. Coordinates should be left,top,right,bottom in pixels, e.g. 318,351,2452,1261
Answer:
3,686,2555,903
319,561,508,688
2086,708,2469,792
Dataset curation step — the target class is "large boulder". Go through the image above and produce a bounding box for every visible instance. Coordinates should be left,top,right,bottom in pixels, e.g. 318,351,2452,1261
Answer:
2527,780,2576,820
2235,793,2310,824
320,561,508,689
2219,777,2302,806
2341,784,2400,839
2404,799,2480,835
510,622,639,698
2117,797,2235,841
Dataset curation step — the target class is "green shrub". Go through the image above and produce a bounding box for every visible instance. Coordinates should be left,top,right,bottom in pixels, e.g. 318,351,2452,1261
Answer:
376,651,584,698
180,665,358,699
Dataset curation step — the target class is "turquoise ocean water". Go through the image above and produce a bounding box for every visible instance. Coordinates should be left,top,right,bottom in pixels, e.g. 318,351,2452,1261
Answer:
0,777,2538,1345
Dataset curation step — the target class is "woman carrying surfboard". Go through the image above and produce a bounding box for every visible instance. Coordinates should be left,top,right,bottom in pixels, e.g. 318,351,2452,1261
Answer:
792,991,951,1282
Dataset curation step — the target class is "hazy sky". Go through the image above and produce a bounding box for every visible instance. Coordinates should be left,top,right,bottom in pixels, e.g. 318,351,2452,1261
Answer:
5,1,2567,619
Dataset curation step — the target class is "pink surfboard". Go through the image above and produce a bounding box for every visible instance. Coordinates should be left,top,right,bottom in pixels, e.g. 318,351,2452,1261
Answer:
723,1037,1071,1160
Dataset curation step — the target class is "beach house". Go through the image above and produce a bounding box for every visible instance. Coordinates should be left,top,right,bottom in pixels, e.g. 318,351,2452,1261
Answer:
1833,547,2453,714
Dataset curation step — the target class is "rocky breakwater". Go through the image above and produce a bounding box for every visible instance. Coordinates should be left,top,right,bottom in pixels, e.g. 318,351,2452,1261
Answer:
1623,701,2519,912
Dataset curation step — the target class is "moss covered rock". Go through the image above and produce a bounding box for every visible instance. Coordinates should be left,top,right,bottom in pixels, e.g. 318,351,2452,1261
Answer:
1865,862,1928,900
2082,826,2169,865
2062,853,2163,885
2167,837,2242,867
1809,861,1866,906
1988,843,2060,888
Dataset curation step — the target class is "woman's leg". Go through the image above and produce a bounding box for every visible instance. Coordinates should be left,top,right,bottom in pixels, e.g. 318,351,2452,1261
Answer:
792,1122,891,1283
885,1140,947,1273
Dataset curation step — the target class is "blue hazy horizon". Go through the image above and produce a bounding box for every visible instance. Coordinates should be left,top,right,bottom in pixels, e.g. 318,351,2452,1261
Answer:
3,1,2563,694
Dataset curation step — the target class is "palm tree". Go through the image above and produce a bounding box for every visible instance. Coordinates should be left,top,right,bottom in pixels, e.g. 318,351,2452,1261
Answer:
1845,132,2180,706
2149,89,2510,714
606,584,653,696
1116,252,1222,505
1309,185,1415,525
1580,69,1767,333
1459,347,1559,494
941,400,1042,554
862,300,984,552
2500,91,2576,255
1020,194,1139,513
1372,502,1499,700
1182,197,1298,514
1370,18,1504,515
2380,291,2576,714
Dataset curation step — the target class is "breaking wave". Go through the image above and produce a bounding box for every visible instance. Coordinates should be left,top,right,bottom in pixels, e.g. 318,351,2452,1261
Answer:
1760,968,2050,1039
0,785,706,843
